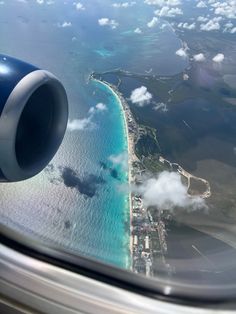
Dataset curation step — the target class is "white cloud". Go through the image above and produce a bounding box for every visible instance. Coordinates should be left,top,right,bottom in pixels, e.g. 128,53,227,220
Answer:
135,171,206,210
75,2,85,10
98,18,119,29
212,1,236,19
109,152,128,171
147,17,159,28
160,23,168,29
144,0,181,6
155,6,183,17
183,73,189,80
175,47,188,58
224,21,234,29
88,103,108,114
98,18,109,25
215,7,236,19
193,53,206,62
130,86,152,106
112,1,136,8
212,53,224,63
230,27,236,33
68,103,108,132
67,117,95,131
223,21,236,34
211,16,222,22
200,18,221,31
95,103,107,111
134,27,142,33
197,16,208,22
178,22,196,30
196,1,207,8
58,21,72,28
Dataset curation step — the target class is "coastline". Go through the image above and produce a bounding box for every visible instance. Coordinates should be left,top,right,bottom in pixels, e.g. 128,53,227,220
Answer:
91,76,137,270
89,73,211,276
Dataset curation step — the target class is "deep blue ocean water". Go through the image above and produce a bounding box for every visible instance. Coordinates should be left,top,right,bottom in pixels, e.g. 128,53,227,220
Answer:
0,0,187,268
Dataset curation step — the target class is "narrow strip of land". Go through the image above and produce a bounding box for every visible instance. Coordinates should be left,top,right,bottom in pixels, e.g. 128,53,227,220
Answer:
90,73,211,276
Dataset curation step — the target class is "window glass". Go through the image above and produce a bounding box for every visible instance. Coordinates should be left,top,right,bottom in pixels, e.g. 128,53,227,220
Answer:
0,0,236,297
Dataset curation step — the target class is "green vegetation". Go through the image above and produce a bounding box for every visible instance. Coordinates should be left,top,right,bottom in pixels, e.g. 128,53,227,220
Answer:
96,32,236,181
133,65,236,108
135,125,161,159
134,124,169,173
142,155,168,173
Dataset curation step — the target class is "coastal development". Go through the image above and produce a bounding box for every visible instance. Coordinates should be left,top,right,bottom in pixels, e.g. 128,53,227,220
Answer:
90,72,173,275
90,71,213,276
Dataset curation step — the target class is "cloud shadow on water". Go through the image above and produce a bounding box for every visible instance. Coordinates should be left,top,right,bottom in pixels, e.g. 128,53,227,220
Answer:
60,166,106,198
99,161,120,181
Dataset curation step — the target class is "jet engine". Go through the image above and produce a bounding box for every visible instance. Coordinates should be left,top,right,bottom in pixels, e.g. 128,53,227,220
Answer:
0,54,68,182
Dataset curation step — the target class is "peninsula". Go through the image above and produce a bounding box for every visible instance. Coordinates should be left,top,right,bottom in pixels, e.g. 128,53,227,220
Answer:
90,71,211,276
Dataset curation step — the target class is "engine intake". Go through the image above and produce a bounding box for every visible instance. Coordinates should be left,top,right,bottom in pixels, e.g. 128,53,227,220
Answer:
0,54,68,182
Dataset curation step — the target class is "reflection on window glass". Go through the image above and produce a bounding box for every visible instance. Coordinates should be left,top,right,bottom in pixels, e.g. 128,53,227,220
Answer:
0,0,236,294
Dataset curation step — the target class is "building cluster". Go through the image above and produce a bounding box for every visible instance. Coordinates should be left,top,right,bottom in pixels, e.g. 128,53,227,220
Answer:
90,72,172,277
131,188,171,276
131,194,153,276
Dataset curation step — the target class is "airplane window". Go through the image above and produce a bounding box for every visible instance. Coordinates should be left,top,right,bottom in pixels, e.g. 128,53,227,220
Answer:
0,0,236,301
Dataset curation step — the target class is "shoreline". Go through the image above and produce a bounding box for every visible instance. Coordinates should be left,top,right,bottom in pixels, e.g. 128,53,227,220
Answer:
91,76,137,270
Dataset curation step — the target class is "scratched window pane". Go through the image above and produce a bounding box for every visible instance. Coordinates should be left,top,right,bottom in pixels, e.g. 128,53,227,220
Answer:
0,0,236,296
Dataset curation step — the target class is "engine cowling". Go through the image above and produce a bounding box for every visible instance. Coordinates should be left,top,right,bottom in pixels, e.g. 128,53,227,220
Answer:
0,54,68,182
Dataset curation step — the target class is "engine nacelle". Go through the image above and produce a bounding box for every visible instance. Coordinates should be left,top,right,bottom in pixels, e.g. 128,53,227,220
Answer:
0,55,68,182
